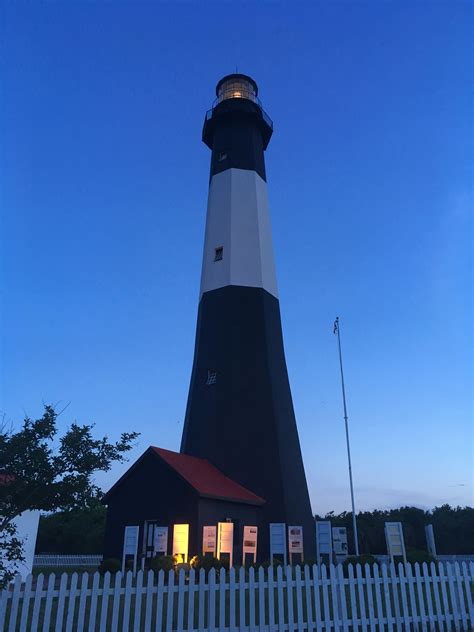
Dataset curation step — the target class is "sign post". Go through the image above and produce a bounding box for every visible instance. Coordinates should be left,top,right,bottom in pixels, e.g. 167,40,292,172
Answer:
288,526,304,564
203,526,217,557
122,525,139,574
242,526,258,565
332,527,348,563
269,523,287,566
316,521,333,565
384,522,407,564
425,524,437,558
172,524,190,563
217,522,234,567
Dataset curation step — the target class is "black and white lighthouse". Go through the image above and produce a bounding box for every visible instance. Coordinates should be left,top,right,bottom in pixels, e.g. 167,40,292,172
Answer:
181,74,315,557
102,74,315,563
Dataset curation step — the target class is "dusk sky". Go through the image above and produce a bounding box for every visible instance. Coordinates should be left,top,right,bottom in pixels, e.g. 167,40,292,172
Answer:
2,2,472,515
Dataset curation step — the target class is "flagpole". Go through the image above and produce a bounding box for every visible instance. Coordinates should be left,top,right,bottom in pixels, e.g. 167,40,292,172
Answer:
334,316,360,556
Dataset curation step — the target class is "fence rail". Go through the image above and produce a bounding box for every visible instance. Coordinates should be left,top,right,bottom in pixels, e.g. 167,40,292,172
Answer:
33,554,103,567
1,561,473,631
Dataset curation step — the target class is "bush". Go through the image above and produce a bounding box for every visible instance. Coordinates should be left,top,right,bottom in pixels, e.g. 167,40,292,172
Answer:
406,548,435,565
98,558,121,574
344,554,378,569
261,558,284,569
190,555,222,574
149,555,176,573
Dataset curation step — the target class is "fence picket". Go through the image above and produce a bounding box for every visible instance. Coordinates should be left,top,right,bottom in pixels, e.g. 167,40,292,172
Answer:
198,568,206,631
276,564,285,629
453,562,468,630
177,569,186,632
65,572,79,632
329,564,341,632
389,563,402,632
337,564,349,632
380,563,393,632
8,573,23,632
355,564,368,632
364,564,376,632
438,563,452,629
258,566,265,631
397,564,411,629
304,564,315,631
42,574,56,632
372,564,384,632
156,570,165,632
268,565,275,632
461,562,474,626
76,572,89,632
29,573,43,632
321,564,331,632
98,571,111,632
18,573,33,632
143,570,153,632
421,562,435,629
0,584,8,632
208,568,216,632
87,571,100,632
228,568,235,631
429,563,444,632
249,566,256,631
218,567,226,631
286,565,295,632
405,562,420,631
133,570,144,631
295,565,304,630
188,568,196,632
166,569,175,632
110,570,123,631
310,565,321,632
121,571,133,632
446,562,461,632
347,564,359,632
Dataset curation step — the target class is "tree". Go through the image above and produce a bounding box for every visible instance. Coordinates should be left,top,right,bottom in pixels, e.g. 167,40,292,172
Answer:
0,405,139,586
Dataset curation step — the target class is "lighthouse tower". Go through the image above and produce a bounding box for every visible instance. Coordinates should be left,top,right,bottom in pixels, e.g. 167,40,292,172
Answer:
181,74,315,557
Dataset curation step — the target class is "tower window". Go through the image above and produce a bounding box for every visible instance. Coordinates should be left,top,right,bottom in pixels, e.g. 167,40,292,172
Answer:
218,151,227,162
206,370,217,385
214,247,223,261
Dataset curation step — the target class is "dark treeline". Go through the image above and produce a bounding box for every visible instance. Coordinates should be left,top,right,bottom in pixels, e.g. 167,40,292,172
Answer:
316,505,474,555
36,502,473,555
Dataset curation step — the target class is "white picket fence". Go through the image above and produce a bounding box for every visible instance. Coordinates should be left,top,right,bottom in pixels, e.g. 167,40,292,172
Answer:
0,562,473,631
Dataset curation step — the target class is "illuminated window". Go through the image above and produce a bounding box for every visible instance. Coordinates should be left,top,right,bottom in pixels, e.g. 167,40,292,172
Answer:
206,370,217,385
214,247,223,261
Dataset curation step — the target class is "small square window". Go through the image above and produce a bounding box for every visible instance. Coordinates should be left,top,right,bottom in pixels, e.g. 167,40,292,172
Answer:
214,247,223,261
218,151,227,162
206,370,217,385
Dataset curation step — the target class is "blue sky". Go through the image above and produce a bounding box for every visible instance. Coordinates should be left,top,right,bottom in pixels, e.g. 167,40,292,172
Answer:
2,2,472,514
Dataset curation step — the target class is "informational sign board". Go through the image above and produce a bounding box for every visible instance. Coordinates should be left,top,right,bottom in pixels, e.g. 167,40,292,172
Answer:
425,524,437,558
242,526,258,564
316,521,332,565
217,522,234,567
172,524,189,562
154,526,168,555
122,525,139,573
288,526,304,563
385,522,407,564
332,527,348,562
203,526,217,556
269,523,287,565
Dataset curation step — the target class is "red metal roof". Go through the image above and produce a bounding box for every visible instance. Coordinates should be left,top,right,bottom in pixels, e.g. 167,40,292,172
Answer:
151,447,265,506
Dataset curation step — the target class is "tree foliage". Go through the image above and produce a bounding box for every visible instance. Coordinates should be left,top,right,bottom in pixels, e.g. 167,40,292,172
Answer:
316,505,474,555
0,405,139,586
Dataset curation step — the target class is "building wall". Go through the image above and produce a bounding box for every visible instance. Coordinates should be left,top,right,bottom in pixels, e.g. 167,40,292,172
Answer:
103,452,198,560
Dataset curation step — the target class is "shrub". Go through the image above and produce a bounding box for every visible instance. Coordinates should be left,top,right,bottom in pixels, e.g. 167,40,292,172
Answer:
98,558,121,574
190,555,222,574
261,558,284,569
343,554,378,569
149,555,176,573
406,548,435,565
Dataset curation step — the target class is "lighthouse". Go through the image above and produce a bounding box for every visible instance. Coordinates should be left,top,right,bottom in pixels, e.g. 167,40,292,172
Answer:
181,74,315,557
102,74,315,564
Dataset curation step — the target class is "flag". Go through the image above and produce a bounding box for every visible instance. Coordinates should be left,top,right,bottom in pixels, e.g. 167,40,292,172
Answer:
333,317,339,334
